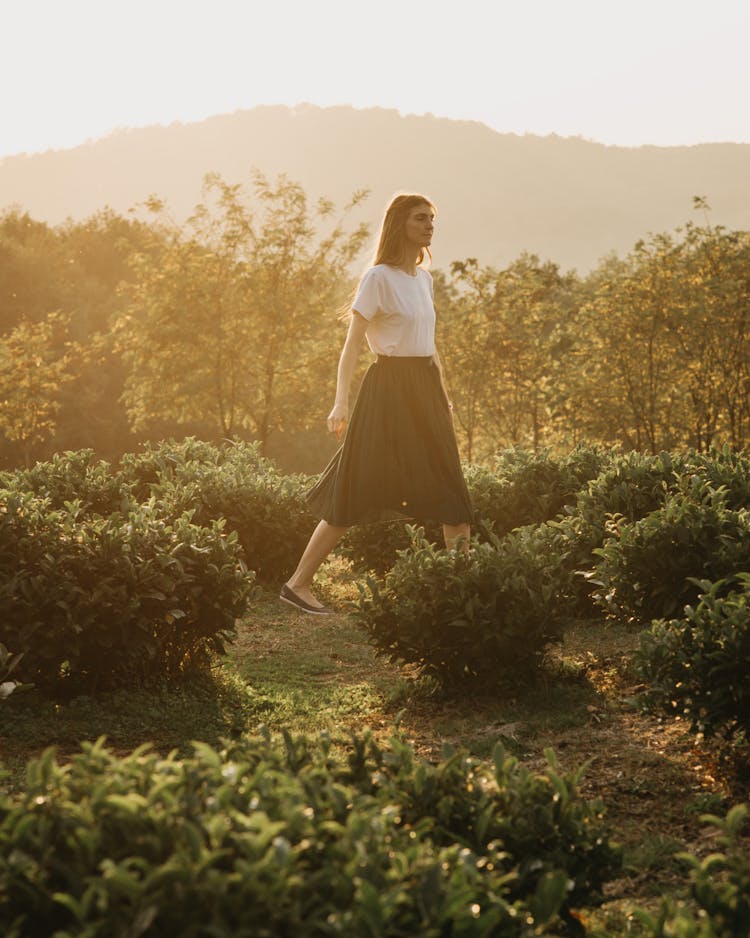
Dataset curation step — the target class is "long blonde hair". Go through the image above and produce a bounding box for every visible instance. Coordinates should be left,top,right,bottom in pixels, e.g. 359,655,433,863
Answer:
374,193,436,268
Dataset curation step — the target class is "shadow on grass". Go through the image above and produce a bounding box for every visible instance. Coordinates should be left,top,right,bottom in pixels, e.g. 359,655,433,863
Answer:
232,589,626,764
0,668,274,789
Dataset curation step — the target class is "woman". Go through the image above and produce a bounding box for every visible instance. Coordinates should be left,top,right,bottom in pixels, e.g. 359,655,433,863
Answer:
280,193,473,615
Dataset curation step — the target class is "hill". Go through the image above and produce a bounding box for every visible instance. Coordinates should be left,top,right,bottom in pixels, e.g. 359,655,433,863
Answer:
1,104,749,271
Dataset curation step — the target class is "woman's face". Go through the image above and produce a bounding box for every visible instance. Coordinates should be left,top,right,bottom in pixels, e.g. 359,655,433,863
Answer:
403,203,435,250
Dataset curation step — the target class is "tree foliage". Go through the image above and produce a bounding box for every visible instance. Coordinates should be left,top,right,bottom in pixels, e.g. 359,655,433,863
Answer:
1,192,749,467
117,173,369,449
0,312,83,465
0,208,157,464
439,254,578,461
561,211,750,453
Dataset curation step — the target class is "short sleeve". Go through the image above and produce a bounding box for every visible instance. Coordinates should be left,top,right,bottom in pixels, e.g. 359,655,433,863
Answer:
352,268,382,321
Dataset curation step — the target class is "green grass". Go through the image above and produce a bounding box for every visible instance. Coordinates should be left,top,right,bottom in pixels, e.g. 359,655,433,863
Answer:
624,834,687,878
0,578,604,783
1,671,251,781
0,575,401,786
221,587,403,732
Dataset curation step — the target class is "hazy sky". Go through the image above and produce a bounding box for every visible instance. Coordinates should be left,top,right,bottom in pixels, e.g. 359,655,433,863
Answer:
4,0,750,158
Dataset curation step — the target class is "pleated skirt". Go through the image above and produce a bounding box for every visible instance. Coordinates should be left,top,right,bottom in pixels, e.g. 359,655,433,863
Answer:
306,355,473,526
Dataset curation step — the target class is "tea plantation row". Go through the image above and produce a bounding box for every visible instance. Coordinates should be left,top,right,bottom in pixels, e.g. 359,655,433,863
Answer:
353,447,750,741
3,440,750,935
3,440,750,740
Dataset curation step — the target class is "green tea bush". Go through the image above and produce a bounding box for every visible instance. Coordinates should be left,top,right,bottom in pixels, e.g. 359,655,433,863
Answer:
590,485,750,626
469,445,612,541
121,438,315,583
0,490,254,688
339,517,443,576
551,450,683,613
352,527,567,687
564,447,750,600
573,450,683,537
0,449,129,517
3,439,315,584
117,436,251,500
359,732,621,913
636,806,750,938
550,448,750,619
677,445,750,510
0,731,620,937
173,468,314,586
636,575,750,737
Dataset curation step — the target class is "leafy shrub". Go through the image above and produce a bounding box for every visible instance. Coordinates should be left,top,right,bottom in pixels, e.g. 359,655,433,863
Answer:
2,440,315,584
573,449,682,536
589,484,750,626
339,517,443,576
551,448,750,619
117,437,248,496
0,490,255,689
361,733,621,913
161,469,314,585
636,575,750,737
636,806,750,938
0,731,620,937
340,445,610,576
352,527,567,687
469,445,612,541
0,449,129,517
121,438,316,583
551,450,683,612
677,444,750,510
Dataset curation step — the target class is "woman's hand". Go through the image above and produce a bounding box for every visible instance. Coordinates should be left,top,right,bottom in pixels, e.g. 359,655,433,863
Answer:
327,403,348,441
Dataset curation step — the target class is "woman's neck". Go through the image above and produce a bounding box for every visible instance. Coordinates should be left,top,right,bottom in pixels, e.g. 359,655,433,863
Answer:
397,248,420,276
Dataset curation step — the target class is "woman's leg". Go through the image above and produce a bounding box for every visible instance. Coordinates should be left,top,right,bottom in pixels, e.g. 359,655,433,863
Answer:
285,520,349,608
443,522,470,552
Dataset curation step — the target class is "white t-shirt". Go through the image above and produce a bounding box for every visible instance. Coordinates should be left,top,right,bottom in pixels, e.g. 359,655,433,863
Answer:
352,264,436,357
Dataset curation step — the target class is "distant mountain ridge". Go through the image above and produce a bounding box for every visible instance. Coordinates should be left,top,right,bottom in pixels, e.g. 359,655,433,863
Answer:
1,104,749,271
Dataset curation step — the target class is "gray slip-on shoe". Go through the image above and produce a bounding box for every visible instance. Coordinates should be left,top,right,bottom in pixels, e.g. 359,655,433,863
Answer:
279,583,334,616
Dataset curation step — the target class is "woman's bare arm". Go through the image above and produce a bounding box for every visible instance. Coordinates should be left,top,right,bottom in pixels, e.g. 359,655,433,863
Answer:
327,311,369,439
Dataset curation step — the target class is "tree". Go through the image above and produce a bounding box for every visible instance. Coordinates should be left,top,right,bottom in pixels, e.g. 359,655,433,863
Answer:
565,207,750,452
433,260,489,462
664,214,750,449
565,239,686,451
439,255,577,459
0,312,82,465
117,173,369,449
0,207,158,463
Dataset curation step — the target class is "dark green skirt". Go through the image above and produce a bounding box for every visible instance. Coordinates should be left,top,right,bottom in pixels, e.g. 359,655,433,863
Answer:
306,355,473,526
